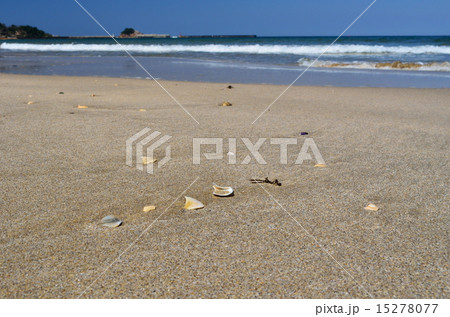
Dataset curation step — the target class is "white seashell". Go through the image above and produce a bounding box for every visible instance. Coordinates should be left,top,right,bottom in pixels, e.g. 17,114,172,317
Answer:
183,196,204,210
143,205,156,212
212,183,234,197
100,215,122,227
364,203,379,211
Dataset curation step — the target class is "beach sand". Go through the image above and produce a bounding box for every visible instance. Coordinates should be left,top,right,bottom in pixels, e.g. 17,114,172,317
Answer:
0,73,448,298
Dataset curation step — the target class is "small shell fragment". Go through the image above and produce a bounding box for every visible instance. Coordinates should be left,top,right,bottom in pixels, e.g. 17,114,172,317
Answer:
142,157,157,165
27,101,34,105
220,101,232,107
77,105,88,109
314,163,327,168
139,109,147,112
143,205,156,212
212,184,234,197
100,215,122,227
90,94,96,97
364,203,379,211
183,196,204,210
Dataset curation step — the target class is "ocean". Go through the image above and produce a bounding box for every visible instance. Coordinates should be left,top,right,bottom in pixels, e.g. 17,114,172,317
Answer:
1,36,449,88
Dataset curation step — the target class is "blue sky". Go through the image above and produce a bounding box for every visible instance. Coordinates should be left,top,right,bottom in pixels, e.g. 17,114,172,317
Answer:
1,0,449,36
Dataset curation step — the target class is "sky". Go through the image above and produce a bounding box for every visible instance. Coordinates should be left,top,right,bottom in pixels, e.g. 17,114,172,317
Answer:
1,0,449,37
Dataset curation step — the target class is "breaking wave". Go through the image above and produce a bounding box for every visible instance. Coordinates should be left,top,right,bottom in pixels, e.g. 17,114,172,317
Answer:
2,42,450,55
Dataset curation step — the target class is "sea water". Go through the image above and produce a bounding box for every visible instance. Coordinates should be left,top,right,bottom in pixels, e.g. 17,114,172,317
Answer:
1,36,449,87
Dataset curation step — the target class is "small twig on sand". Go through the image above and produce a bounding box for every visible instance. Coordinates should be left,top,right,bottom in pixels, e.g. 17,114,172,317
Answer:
250,177,282,186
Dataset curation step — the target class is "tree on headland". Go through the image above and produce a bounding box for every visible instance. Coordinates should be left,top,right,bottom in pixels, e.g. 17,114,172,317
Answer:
121,28,135,36
0,22,51,39
0,23,9,37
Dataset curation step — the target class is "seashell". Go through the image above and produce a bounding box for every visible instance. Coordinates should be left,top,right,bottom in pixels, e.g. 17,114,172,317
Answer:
183,196,204,210
142,157,157,165
27,101,34,105
220,101,232,107
143,205,156,212
77,105,88,109
314,163,327,168
139,109,147,112
364,203,379,211
212,183,234,197
100,215,122,227
90,94,96,97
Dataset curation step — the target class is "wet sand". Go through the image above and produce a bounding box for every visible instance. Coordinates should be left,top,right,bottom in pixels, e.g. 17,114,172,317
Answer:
0,73,448,298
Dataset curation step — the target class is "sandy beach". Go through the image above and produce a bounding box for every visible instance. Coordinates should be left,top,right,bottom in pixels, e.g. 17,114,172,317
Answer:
0,73,448,298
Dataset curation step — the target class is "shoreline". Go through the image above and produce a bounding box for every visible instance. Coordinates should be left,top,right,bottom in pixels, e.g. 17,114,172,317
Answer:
1,73,449,298
0,54,449,88
1,71,449,89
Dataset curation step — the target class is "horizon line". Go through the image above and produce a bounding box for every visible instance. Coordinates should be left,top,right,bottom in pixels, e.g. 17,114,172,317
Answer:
19,33,450,38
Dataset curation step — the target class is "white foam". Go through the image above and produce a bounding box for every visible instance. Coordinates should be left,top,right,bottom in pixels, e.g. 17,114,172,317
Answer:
1,43,450,55
297,58,450,72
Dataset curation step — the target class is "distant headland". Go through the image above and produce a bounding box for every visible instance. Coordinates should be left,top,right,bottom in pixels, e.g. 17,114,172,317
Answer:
0,23,51,39
117,27,256,39
0,24,256,40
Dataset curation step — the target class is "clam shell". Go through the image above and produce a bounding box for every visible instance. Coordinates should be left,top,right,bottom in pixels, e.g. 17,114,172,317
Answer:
100,215,122,227
143,205,156,212
212,184,234,197
183,196,204,210
364,203,379,211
